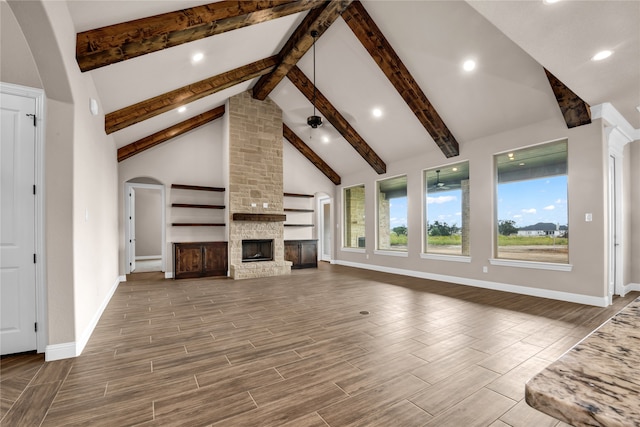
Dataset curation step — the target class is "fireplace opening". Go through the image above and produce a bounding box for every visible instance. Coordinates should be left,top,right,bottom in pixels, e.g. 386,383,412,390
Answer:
242,239,274,262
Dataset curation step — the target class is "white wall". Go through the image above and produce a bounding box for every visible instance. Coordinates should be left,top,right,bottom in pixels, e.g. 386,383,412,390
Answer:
6,0,120,357
630,140,640,285
118,121,226,274
134,188,162,257
283,142,336,241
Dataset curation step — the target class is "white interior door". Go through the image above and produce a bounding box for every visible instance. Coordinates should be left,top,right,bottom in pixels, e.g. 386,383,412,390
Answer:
1,91,37,355
129,187,136,272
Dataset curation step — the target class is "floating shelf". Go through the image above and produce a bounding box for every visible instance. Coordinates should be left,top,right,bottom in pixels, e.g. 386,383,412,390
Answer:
171,223,225,227
172,203,225,209
172,184,225,192
284,208,314,212
284,224,314,227
283,192,313,198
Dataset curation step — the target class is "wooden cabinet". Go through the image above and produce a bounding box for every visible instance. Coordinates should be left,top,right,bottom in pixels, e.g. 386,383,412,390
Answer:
284,240,318,269
173,242,227,279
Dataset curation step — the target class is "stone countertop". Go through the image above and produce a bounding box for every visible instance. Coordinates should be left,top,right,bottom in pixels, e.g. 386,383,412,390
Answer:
525,297,640,427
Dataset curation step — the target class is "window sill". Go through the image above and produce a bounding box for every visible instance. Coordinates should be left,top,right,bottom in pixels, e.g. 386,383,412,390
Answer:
341,247,366,253
374,250,408,257
421,253,471,263
489,258,573,272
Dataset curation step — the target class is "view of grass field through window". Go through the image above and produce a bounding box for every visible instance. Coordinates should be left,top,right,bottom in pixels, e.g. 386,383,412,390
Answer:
496,140,569,263
424,162,470,256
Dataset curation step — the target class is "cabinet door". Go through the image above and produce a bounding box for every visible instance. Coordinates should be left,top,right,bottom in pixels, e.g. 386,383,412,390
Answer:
203,242,228,276
300,241,317,268
284,241,300,266
174,243,203,279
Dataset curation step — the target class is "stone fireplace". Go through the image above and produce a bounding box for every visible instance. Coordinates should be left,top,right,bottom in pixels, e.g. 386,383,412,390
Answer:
226,91,292,279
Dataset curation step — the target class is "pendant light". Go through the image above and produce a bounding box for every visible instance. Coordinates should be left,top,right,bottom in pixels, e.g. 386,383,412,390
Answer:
307,30,323,129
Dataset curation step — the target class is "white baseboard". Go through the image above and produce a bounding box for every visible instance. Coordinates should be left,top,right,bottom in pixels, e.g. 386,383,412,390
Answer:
45,342,76,361
44,275,127,361
334,260,609,307
135,255,162,260
165,272,173,279
620,282,640,297
74,275,122,358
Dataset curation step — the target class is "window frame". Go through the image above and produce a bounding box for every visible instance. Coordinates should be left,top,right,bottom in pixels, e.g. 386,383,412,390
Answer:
375,174,409,256
422,161,471,261
491,139,572,271
342,184,366,252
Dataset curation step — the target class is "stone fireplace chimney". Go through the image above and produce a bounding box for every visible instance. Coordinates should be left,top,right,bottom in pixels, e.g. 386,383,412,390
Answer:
226,91,292,279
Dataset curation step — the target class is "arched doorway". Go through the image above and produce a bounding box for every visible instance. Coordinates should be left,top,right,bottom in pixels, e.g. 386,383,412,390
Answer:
125,179,166,274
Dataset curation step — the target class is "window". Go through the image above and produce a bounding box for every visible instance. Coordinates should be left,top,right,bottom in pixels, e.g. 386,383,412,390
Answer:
495,139,568,263
424,162,470,256
377,175,408,252
343,185,366,249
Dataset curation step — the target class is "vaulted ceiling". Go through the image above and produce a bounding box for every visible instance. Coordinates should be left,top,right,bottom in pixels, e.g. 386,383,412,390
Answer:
67,0,640,183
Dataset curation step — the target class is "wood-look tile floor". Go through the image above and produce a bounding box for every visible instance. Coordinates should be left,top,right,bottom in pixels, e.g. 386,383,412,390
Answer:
2,263,637,426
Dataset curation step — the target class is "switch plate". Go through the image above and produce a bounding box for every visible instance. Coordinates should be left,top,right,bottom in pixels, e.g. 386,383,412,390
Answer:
585,213,593,222
263,202,268,208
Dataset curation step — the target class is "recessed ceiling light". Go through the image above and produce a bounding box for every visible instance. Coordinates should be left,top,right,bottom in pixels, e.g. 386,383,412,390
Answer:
177,106,187,113
463,59,476,72
519,162,526,166
543,0,560,4
452,167,458,172
591,50,613,61
192,52,204,63
322,136,330,144
372,108,383,118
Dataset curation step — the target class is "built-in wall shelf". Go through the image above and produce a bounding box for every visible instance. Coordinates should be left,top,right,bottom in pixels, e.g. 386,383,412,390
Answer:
172,203,225,209
284,208,314,213
283,193,314,230
171,184,226,227
171,223,225,227
172,184,225,192
284,192,313,198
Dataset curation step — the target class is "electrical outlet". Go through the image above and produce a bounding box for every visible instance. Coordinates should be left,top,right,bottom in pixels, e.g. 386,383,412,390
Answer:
585,213,593,222
483,266,488,273
263,202,268,208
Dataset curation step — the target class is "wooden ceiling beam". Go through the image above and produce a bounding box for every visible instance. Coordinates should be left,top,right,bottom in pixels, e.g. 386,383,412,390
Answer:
76,0,320,72
544,68,592,128
342,1,460,158
105,56,278,134
117,106,225,162
287,65,386,174
253,0,352,100
283,124,341,185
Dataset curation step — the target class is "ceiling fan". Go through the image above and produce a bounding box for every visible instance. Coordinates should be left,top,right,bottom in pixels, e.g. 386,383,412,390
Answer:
429,169,459,191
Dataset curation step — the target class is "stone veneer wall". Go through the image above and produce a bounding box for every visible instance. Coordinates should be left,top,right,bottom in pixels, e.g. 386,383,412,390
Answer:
227,91,291,279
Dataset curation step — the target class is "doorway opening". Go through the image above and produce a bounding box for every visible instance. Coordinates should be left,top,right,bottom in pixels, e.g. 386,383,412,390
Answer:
318,196,332,262
124,180,166,275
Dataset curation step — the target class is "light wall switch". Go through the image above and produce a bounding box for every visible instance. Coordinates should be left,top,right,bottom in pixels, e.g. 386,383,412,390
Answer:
585,213,593,222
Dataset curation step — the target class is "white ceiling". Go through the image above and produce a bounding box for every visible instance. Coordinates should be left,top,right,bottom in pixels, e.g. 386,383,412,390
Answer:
66,0,640,177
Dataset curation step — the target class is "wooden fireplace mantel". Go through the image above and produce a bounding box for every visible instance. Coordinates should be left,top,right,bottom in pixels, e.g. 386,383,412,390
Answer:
232,213,286,222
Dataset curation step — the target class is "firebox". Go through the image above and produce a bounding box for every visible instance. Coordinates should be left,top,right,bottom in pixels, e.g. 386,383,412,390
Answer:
242,239,274,262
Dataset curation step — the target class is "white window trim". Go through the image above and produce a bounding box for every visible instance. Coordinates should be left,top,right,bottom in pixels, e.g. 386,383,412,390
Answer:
374,250,409,257
341,247,366,253
489,258,573,272
421,253,471,263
